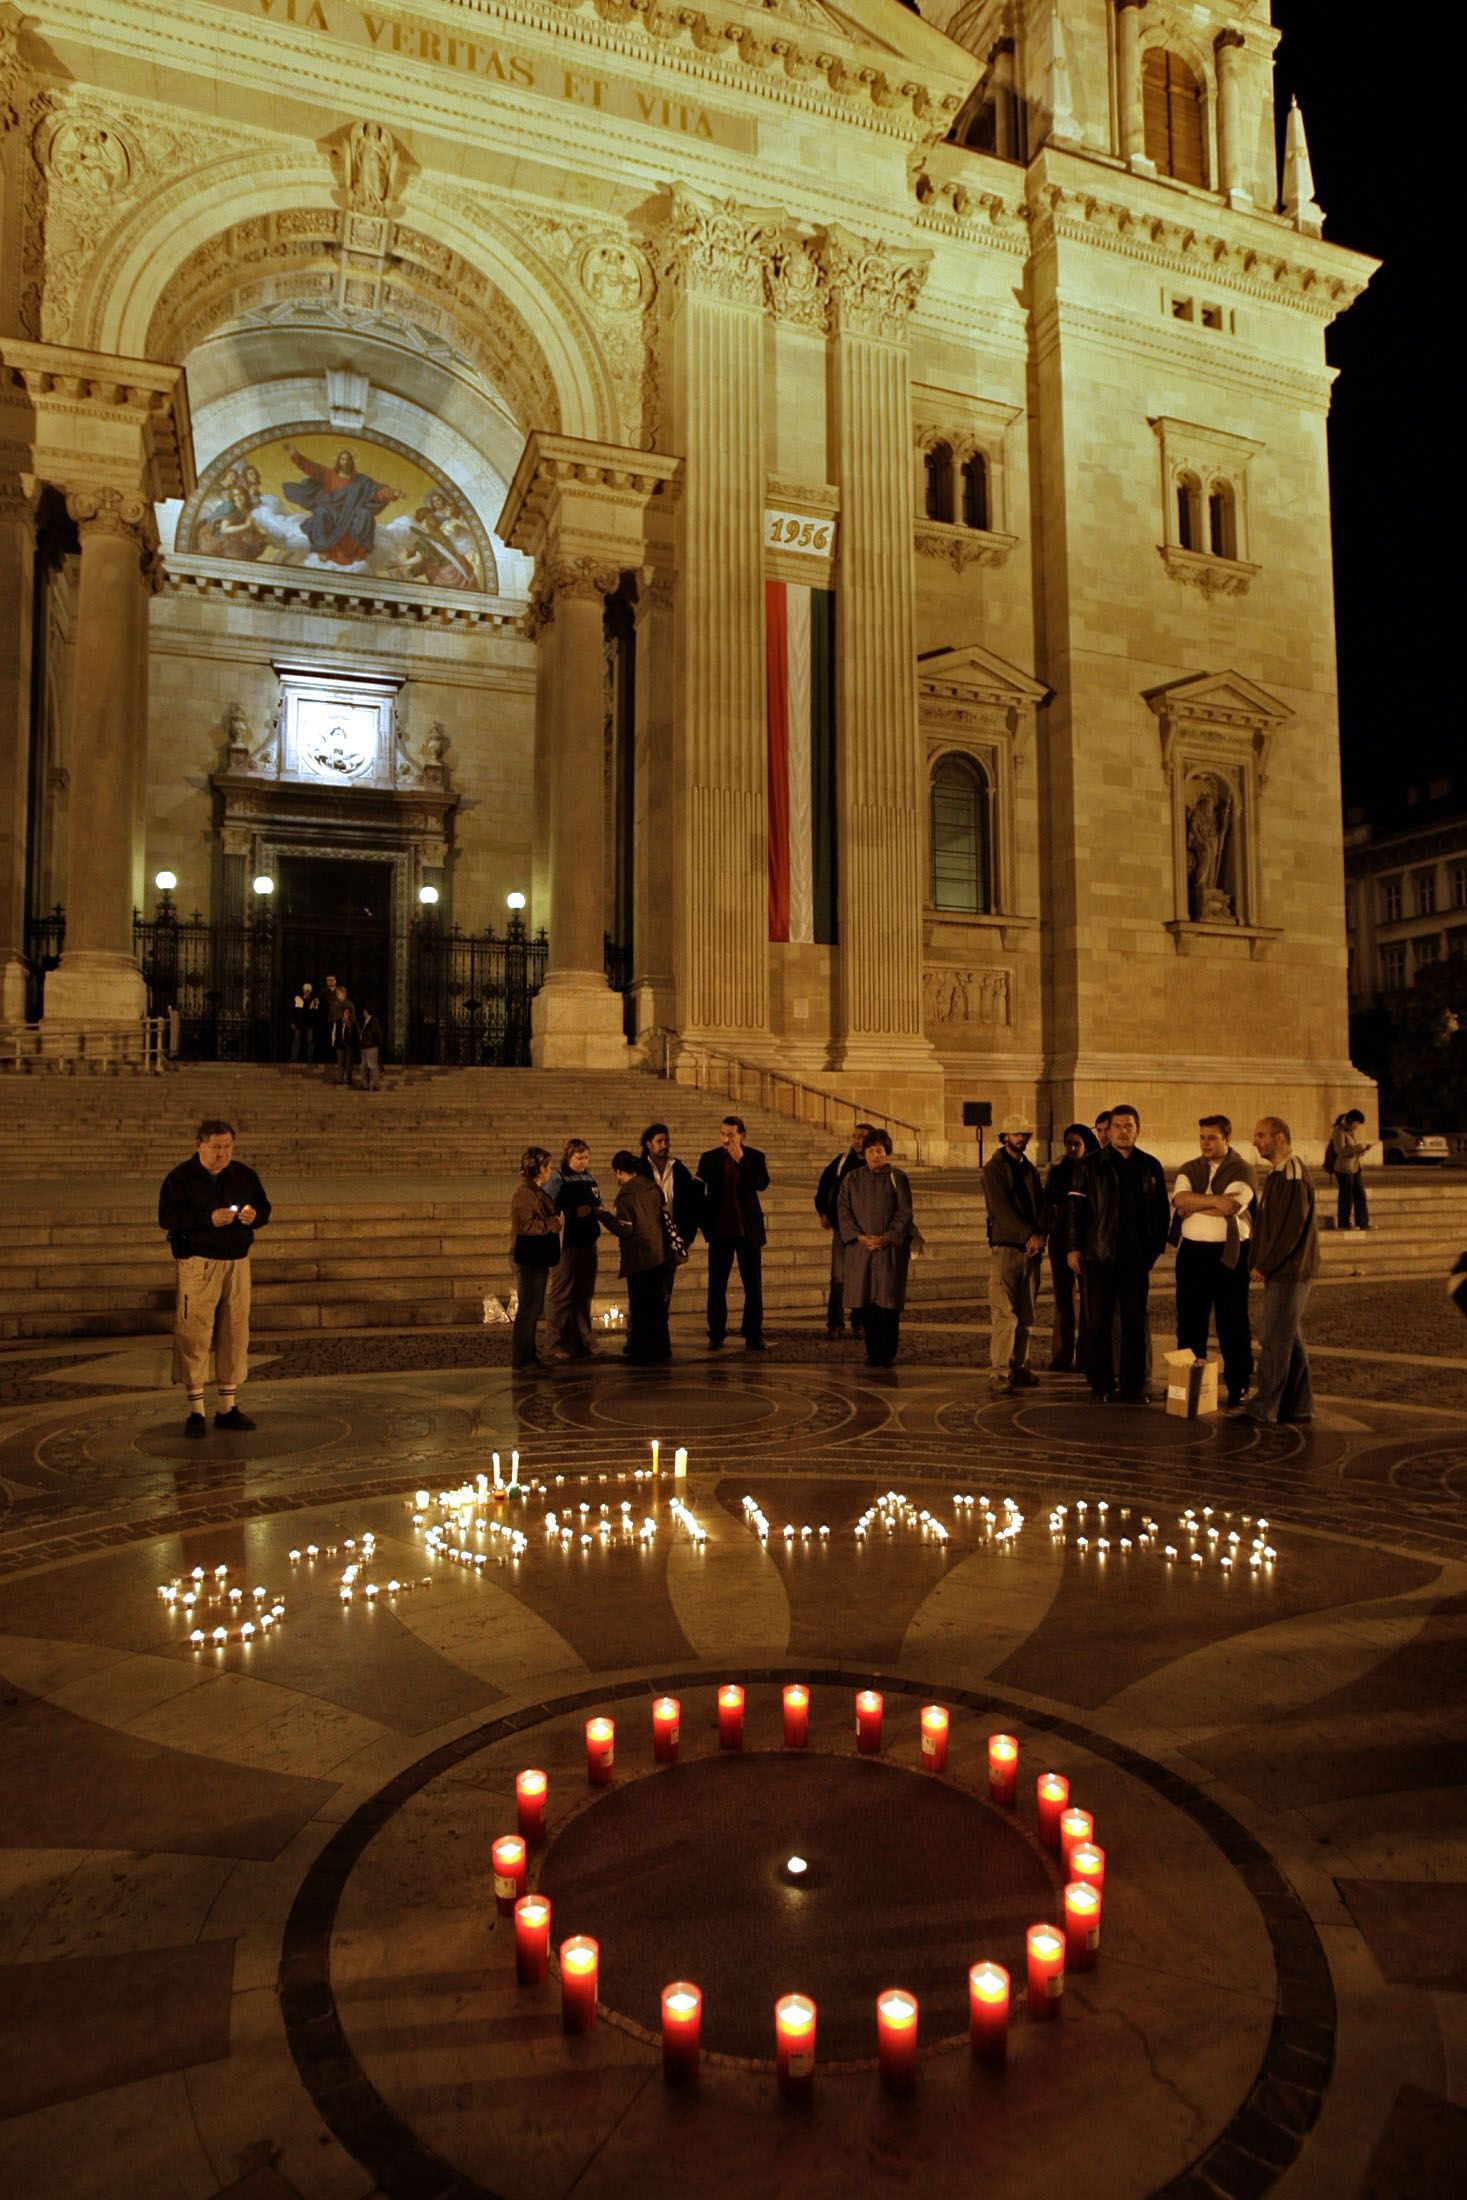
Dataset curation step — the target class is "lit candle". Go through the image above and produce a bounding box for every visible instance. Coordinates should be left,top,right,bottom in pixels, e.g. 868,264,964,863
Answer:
1059,1805,1094,1868
968,1961,1010,2064
783,1683,809,1749
674,1447,688,1480
988,1732,1019,1807
491,1834,526,1919
560,1934,599,2033
513,1894,551,1986
920,1704,949,1772
1026,1923,1064,2018
585,1716,615,1787
876,1989,919,2094
1036,1770,1069,1849
855,1689,883,1756
775,1993,817,2102
1070,1841,1106,1896
516,1767,548,1844
652,1694,680,1764
650,1439,660,1475
718,1684,744,1750
662,1981,702,2084
1064,1880,1102,1972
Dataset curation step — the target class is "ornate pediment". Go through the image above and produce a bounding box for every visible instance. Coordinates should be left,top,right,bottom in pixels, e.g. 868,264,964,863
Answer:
1143,669,1292,734
919,642,1049,711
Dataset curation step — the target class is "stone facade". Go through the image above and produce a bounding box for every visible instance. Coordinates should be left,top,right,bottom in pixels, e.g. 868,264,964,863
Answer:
1345,783,1467,1007
0,0,1375,1153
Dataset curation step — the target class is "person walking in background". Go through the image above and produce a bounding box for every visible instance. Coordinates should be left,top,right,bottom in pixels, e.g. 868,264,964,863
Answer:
638,1123,702,1322
300,980,322,1061
1044,1123,1098,1370
610,1149,672,1365
508,1146,562,1372
982,1114,1047,1398
815,1124,873,1335
697,1115,769,1351
1245,1116,1319,1424
158,1118,271,1436
1171,1114,1257,1409
545,1139,608,1360
1331,1108,1372,1230
358,1005,384,1091
1067,1104,1170,1404
330,992,358,1086
837,1130,913,1368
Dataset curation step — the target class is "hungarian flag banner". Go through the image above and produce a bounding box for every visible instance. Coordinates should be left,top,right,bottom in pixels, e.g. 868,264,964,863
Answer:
766,579,837,944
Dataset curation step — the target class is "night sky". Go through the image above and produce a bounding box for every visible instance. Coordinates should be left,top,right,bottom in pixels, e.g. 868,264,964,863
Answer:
1270,3,1446,810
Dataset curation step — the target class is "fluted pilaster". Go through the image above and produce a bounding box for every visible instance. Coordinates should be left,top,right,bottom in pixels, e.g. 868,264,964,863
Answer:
0,478,36,1021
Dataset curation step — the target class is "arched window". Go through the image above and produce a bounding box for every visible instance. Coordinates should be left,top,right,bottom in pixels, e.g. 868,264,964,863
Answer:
924,442,955,523
930,754,992,914
961,452,990,532
1143,50,1206,186
1207,479,1237,560
1175,472,1202,552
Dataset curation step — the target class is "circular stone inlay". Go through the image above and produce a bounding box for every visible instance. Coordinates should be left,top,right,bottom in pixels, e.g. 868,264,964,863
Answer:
537,1753,1053,2060
584,1381,784,1432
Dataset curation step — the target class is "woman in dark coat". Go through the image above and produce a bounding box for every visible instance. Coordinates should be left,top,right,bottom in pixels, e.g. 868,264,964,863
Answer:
1043,1122,1099,1369
837,1130,914,1367
610,1149,672,1365
508,1146,562,1371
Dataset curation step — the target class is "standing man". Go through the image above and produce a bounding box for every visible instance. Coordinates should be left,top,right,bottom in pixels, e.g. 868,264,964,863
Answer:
697,1115,769,1351
1245,1117,1318,1424
610,1150,673,1365
1093,1109,1112,1149
358,1004,384,1091
1171,1114,1257,1409
158,1119,271,1437
1067,1104,1170,1404
1330,1109,1372,1231
981,1114,1047,1397
815,1124,873,1335
300,980,322,1062
837,1130,914,1367
638,1123,702,1320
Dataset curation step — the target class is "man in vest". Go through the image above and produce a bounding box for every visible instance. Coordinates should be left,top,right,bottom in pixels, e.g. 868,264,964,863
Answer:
1170,1113,1258,1409
981,1113,1047,1397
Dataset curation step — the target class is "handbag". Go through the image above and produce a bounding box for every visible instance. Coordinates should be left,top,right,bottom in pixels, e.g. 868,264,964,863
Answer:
513,1233,561,1269
661,1207,689,1264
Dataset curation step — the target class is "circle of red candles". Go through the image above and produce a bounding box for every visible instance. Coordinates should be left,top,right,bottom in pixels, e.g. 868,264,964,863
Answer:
1059,1805,1094,1868
717,1684,744,1750
855,1689,883,1755
968,1961,1010,2064
661,1981,702,2084
1035,1770,1069,1849
1064,1880,1102,1971
774,1992,817,2101
652,1695,680,1764
1025,1922,1065,2018
585,1716,615,1787
987,1732,1019,1806
560,1934,599,2033
490,1833,527,1919
1070,1840,1106,1896
782,1683,809,1749
875,1988,919,2093
513,1893,551,1987
919,1704,949,1772
516,1768,548,1844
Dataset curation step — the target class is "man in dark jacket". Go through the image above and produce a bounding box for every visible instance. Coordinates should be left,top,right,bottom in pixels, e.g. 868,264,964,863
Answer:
158,1118,271,1436
1244,1116,1318,1424
1066,1103,1170,1403
638,1123,702,1324
611,1150,672,1365
815,1124,874,1334
981,1114,1046,1396
696,1115,769,1351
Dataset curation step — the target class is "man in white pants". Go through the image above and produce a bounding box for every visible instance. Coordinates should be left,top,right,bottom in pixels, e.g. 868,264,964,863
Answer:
158,1119,272,1437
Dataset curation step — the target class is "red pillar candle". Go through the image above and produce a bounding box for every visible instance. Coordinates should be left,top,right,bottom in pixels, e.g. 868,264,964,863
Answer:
987,1732,1019,1807
1060,1805,1094,1869
1064,1880,1102,1972
513,1893,551,1986
1026,1923,1064,2018
782,1683,809,1749
585,1716,615,1787
491,1834,526,1919
652,1694,680,1764
1070,1840,1106,1896
968,1961,1010,2064
1036,1770,1069,1849
661,1981,702,2084
516,1768,548,1844
920,1704,949,1772
560,1934,599,2033
717,1684,744,1749
876,1989,919,2094
855,1689,883,1756
774,1992,817,2102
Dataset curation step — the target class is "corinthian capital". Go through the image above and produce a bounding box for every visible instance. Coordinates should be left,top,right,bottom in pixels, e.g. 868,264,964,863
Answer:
529,554,620,631
660,187,774,310
66,485,157,548
816,225,931,343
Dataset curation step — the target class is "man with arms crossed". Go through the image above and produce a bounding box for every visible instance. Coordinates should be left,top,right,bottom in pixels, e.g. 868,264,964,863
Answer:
159,1119,271,1436
1171,1113,1257,1410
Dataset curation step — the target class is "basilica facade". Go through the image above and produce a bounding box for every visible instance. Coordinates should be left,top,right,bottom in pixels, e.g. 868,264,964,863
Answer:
0,0,1375,1152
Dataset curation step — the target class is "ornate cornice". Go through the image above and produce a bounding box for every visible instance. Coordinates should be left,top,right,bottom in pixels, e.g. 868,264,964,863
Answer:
660,189,775,310
498,430,681,552
1158,544,1259,598
528,552,621,631
161,552,525,630
817,223,930,343
0,339,194,500
915,518,1016,571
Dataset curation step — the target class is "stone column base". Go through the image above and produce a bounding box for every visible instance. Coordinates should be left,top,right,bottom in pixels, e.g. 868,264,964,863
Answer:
531,975,630,1071
42,951,147,1029
0,951,30,1026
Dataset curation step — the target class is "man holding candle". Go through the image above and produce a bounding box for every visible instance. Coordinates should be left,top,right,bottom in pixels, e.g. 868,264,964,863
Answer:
158,1119,271,1436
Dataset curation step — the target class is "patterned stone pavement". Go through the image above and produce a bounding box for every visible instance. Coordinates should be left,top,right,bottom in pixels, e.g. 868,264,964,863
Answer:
0,1329,1464,2198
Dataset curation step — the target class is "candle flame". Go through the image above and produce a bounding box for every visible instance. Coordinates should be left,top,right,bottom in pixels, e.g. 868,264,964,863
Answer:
1029,1927,1062,1956
665,1987,700,2016
878,1991,917,2024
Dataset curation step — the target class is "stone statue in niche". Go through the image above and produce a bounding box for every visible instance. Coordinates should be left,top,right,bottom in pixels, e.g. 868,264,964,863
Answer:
345,119,398,211
1186,774,1236,922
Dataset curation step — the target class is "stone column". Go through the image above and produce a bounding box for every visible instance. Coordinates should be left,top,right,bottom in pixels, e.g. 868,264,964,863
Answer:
42,487,152,1029
0,478,36,1023
661,190,770,1047
990,41,1019,163
818,226,938,1083
1115,0,1151,169
528,555,629,1070
1214,30,1250,206
630,564,676,1038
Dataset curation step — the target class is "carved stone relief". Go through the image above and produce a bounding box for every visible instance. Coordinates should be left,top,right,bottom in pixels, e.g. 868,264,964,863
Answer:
923,965,1012,1026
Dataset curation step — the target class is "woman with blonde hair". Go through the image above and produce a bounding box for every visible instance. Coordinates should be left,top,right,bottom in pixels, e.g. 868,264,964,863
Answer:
508,1146,562,1371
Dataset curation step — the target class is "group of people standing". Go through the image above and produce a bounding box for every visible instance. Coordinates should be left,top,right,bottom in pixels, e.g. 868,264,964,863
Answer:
287,975,384,1090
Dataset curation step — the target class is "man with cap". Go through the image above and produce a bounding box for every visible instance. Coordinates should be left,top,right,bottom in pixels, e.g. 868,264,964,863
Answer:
981,1112,1047,1397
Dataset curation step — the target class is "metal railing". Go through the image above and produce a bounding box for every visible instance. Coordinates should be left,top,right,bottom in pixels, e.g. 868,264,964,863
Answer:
647,1028,930,1163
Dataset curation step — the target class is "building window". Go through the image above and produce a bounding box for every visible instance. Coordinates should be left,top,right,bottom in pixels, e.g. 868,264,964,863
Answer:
1452,863,1467,911
1414,935,1441,970
1415,869,1437,916
1143,50,1206,186
961,452,989,532
1207,480,1237,560
1381,877,1402,924
1381,944,1406,990
924,443,955,524
1175,473,1202,552
930,754,992,915
1448,928,1467,962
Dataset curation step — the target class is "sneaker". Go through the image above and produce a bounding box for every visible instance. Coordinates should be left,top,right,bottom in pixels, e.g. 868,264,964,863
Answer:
1010,1367,1040,1389
184,1411,207,1439
213,1407,256,1431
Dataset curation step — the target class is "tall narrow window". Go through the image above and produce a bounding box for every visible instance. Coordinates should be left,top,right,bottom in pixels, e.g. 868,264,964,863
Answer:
1207,479,1237,559
930,755,991,914
961,452,989,531
1143,50,1206,185
1175,473,1202,551
924,443,955,523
